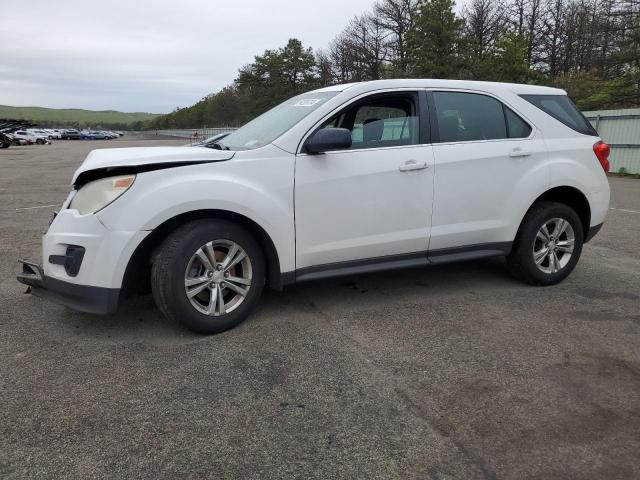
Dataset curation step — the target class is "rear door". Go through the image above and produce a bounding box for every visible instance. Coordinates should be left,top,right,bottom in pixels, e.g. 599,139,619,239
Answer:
428,90,549,258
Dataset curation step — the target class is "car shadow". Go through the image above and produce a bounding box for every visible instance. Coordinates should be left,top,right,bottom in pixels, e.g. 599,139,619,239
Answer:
56,256,518,341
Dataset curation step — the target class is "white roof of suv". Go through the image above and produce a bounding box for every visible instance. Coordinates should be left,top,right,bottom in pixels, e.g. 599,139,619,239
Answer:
313,79,565,96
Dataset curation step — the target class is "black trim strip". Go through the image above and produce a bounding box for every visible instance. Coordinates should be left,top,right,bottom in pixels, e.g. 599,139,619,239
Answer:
418,90,431,145
295,251,428,283
426,91,440,144
584,223,603,243
502,104,511,138
74,158,233,188
286,242,513,285
428,242,512,264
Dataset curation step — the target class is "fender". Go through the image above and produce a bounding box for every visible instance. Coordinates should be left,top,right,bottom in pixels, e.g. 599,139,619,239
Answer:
96,152,296,280
543,137,611,228
497,156,552,241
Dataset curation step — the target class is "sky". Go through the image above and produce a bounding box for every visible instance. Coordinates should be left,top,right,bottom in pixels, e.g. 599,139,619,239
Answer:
0,0,378,113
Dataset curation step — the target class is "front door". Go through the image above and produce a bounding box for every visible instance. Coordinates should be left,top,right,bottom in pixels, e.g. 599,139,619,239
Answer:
294,91,434,271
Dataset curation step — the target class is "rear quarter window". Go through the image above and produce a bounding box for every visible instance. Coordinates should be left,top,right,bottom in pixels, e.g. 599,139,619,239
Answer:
520,94,597,136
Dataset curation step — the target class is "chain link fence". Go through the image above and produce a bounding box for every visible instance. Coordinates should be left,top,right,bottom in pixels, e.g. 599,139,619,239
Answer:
154,128,238,144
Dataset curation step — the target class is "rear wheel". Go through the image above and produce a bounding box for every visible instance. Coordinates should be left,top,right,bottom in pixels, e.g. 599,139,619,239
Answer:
151,220,265,334
507,201,584,286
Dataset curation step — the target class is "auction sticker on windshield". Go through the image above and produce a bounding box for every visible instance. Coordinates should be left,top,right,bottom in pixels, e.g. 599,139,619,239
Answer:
293,99,322,107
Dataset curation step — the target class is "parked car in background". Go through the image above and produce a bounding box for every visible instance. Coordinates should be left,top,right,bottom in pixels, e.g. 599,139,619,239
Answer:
61,129,81,140
91,131,109,140
27,129,55,141
7,133,28,146
0,132,12,148
44,129,62,139
13,130,49,145
81,130,114,140
18,79,610,335
0,120,36,147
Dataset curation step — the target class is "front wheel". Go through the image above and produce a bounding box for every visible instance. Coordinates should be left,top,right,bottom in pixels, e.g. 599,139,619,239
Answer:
151,220,265,334
507,201,584,286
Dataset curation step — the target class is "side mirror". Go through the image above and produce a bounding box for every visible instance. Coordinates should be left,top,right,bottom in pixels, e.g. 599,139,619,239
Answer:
304,128,352,154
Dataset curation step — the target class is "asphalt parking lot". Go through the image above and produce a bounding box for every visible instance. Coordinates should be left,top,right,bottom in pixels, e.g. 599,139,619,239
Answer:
1,136,639,479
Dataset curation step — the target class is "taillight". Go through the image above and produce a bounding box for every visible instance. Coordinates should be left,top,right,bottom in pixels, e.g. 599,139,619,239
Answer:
593,141,610,173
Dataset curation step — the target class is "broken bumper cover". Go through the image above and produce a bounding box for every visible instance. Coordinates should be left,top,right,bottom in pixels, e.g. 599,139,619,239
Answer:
17,260,120,314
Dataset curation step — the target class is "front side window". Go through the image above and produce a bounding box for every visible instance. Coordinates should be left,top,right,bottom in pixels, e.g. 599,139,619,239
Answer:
433,91,531,143
319,93,420,150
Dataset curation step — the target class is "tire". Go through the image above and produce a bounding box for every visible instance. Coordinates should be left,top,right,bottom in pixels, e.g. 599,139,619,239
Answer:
151,219,265,334
507,201,584,286
36,138,44,145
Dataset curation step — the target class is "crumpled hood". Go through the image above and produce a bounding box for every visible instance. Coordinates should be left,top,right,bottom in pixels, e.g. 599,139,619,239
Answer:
71,146,235,184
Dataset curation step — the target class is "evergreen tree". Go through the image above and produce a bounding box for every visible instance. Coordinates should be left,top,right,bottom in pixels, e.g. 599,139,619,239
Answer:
405,0,465,78
484,30,533,83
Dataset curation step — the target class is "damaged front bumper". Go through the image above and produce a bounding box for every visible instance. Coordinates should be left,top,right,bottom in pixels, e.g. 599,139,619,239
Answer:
17,260,120,314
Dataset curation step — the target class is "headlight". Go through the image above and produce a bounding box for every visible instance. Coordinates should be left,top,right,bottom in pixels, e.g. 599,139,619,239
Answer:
69,175,135,215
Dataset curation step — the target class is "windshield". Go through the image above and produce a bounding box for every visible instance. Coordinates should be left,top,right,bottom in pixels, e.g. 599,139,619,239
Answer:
221,91,339,151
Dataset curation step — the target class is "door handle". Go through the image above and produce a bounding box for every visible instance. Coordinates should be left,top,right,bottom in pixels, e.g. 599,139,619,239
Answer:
399,160,428,172
509,147,532,158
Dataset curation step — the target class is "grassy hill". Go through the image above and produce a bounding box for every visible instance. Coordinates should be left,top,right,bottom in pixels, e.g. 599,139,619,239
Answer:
0,105,160,128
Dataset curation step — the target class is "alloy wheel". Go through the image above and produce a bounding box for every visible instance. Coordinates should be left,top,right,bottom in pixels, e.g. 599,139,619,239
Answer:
532,218,575,274
184,240,252,316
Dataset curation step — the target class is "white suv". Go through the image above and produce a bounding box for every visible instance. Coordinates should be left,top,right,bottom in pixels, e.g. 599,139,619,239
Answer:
18,80,610,334
12,130,49,145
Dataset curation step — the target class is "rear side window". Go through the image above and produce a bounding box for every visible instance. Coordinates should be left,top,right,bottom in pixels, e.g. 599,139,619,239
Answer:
520,94,597,136
433,92,531,143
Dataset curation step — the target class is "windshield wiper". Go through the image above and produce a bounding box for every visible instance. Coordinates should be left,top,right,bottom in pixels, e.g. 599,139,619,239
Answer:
204,142,230,151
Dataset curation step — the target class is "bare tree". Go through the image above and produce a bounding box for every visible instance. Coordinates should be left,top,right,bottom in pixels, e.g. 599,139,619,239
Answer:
315,49,335,86
328,14,391,81
509,0,544,64
462,0,509,59
373,0,420,74
538,0,567,75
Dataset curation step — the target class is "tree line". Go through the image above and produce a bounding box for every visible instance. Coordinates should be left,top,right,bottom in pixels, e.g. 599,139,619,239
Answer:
147,0,639,130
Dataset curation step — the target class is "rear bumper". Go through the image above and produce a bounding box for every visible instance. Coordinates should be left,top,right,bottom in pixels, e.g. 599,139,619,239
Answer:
17,260,120,314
